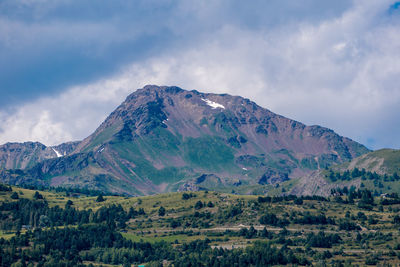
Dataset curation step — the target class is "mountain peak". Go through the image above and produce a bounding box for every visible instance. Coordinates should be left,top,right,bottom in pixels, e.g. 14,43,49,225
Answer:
126,85,185,102
142,84,184,93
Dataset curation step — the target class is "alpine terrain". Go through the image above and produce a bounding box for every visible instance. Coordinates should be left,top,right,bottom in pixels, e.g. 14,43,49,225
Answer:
0,85,370,195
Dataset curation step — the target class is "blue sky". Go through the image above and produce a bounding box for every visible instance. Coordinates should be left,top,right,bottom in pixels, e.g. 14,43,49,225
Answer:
0,0,399,149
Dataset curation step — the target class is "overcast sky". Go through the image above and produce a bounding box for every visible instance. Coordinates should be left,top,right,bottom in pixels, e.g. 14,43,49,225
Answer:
0,0,399,149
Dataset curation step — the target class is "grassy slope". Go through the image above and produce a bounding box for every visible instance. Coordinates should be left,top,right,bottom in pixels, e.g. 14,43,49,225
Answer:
0,186,255,212
0,185,391,227
316,149,400,195
4,186,400,265
367,149,400,174
339,149,400,175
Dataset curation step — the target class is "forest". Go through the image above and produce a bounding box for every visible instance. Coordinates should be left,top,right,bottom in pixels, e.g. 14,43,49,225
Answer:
2,184,400,266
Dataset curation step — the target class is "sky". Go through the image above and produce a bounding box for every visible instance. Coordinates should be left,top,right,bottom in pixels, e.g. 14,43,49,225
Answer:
0,0,399,150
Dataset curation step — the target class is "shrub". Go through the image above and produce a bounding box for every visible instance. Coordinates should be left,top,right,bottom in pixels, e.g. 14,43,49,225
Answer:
34,191,43,200
194,201,204,210
338,220,361,231
158,206,166,216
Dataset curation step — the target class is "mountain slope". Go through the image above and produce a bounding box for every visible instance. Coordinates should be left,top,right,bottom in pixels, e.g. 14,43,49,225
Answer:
0,85,369,195
341,149,400,175
0,141,80,170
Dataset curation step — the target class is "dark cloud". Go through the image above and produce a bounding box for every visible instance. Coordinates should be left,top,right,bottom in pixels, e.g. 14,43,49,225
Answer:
0,0,352,106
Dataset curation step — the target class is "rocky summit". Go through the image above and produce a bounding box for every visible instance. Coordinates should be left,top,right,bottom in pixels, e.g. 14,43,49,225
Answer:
0,85,370,195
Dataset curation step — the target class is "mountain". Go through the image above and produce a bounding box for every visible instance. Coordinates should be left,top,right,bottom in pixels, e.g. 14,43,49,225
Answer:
0,85,369,195
0,141,79,170
0,142,54,170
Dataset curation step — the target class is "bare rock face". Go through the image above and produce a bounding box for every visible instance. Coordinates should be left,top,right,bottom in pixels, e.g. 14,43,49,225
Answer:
0,85,370,195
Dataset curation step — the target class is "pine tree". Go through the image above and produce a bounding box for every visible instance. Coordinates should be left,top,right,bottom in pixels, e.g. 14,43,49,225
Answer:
96,195,105,202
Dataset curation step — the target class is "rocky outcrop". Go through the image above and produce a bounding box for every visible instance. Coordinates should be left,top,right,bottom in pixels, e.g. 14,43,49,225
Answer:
179,174,223,192
258,169,289,185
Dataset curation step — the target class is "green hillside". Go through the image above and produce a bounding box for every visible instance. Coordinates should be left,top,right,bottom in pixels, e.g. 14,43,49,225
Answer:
2,185,400,265
338,149,400,175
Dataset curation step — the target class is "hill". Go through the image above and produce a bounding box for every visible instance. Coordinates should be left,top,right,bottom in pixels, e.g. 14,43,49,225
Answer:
340,149,400,175
289,149,400,196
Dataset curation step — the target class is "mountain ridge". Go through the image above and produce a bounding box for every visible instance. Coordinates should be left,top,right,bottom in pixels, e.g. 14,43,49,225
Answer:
0,141,80,170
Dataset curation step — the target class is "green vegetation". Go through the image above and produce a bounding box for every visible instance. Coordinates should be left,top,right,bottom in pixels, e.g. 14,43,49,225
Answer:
372,149,400,174
346,149,400,175
111,140,186,185
326,168,399,183
300,157,318,170
318,153,340,169
2,184,400,265
96,194,105,202
183,136,235,170
84,123,121,151
324,167,400,196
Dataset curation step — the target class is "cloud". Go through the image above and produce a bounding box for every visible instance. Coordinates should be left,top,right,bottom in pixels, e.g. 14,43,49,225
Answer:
0,0,399,150
0,0,352,106
0,75,139,145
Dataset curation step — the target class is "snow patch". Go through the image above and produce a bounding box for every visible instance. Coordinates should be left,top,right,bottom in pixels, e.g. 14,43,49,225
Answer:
201,98,225,109
52,148,63,158
98,147,105,153
242,167,248,171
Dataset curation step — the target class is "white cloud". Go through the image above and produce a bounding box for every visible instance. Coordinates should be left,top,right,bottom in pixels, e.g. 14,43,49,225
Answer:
333,42,347,52
0,0,399,149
